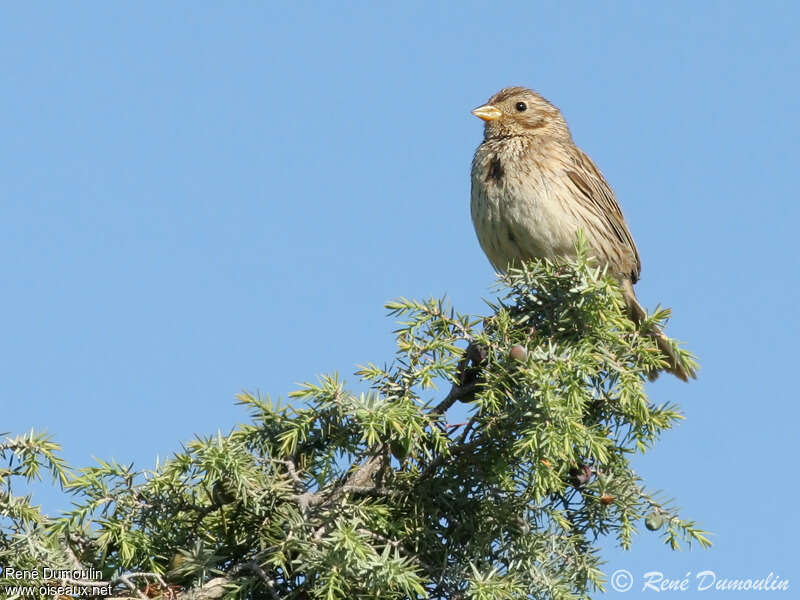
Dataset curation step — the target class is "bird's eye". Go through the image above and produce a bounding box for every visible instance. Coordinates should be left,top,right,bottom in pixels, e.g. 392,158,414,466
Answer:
515,102,527,112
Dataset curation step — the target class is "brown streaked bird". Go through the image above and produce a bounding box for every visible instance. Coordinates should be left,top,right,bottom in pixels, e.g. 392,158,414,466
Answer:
470,86,694,381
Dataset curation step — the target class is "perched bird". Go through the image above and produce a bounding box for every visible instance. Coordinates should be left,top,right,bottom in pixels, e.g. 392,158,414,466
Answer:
470,86,694,381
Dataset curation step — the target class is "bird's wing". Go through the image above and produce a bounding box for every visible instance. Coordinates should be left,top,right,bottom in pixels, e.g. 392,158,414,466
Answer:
563,147,642,283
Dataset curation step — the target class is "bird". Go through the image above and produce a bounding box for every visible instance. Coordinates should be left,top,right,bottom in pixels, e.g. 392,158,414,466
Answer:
470,86,694,381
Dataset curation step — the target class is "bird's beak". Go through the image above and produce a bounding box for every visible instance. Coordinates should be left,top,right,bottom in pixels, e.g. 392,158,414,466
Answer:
471,104,503,122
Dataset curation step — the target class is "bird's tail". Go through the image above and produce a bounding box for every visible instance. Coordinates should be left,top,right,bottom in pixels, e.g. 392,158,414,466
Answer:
621,280,696,382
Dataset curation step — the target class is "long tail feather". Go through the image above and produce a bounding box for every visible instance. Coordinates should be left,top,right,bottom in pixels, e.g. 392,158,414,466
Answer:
621,280,696,382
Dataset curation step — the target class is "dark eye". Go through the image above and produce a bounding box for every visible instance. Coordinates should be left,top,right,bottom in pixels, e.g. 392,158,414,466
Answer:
515,102,527,112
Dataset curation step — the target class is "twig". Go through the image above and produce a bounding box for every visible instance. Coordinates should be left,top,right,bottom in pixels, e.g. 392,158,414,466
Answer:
418,437,485,480
434,382,478,414
434,342,487,414
176,576,229,600
116,574,148,600
231,561,280,600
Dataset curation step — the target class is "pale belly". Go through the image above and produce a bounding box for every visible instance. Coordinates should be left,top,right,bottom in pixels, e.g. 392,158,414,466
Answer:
471,164,583,273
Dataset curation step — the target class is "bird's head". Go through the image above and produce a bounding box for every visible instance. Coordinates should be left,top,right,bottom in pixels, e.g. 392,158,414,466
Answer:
472,87,570,140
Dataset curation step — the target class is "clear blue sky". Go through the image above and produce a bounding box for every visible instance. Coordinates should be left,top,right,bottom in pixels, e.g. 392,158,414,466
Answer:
2,2,797,596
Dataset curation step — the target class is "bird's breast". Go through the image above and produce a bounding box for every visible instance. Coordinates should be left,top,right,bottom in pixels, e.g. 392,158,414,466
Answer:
470,138,584,271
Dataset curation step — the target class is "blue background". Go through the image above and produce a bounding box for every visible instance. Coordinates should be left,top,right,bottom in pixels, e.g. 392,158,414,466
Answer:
2,2,797,596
